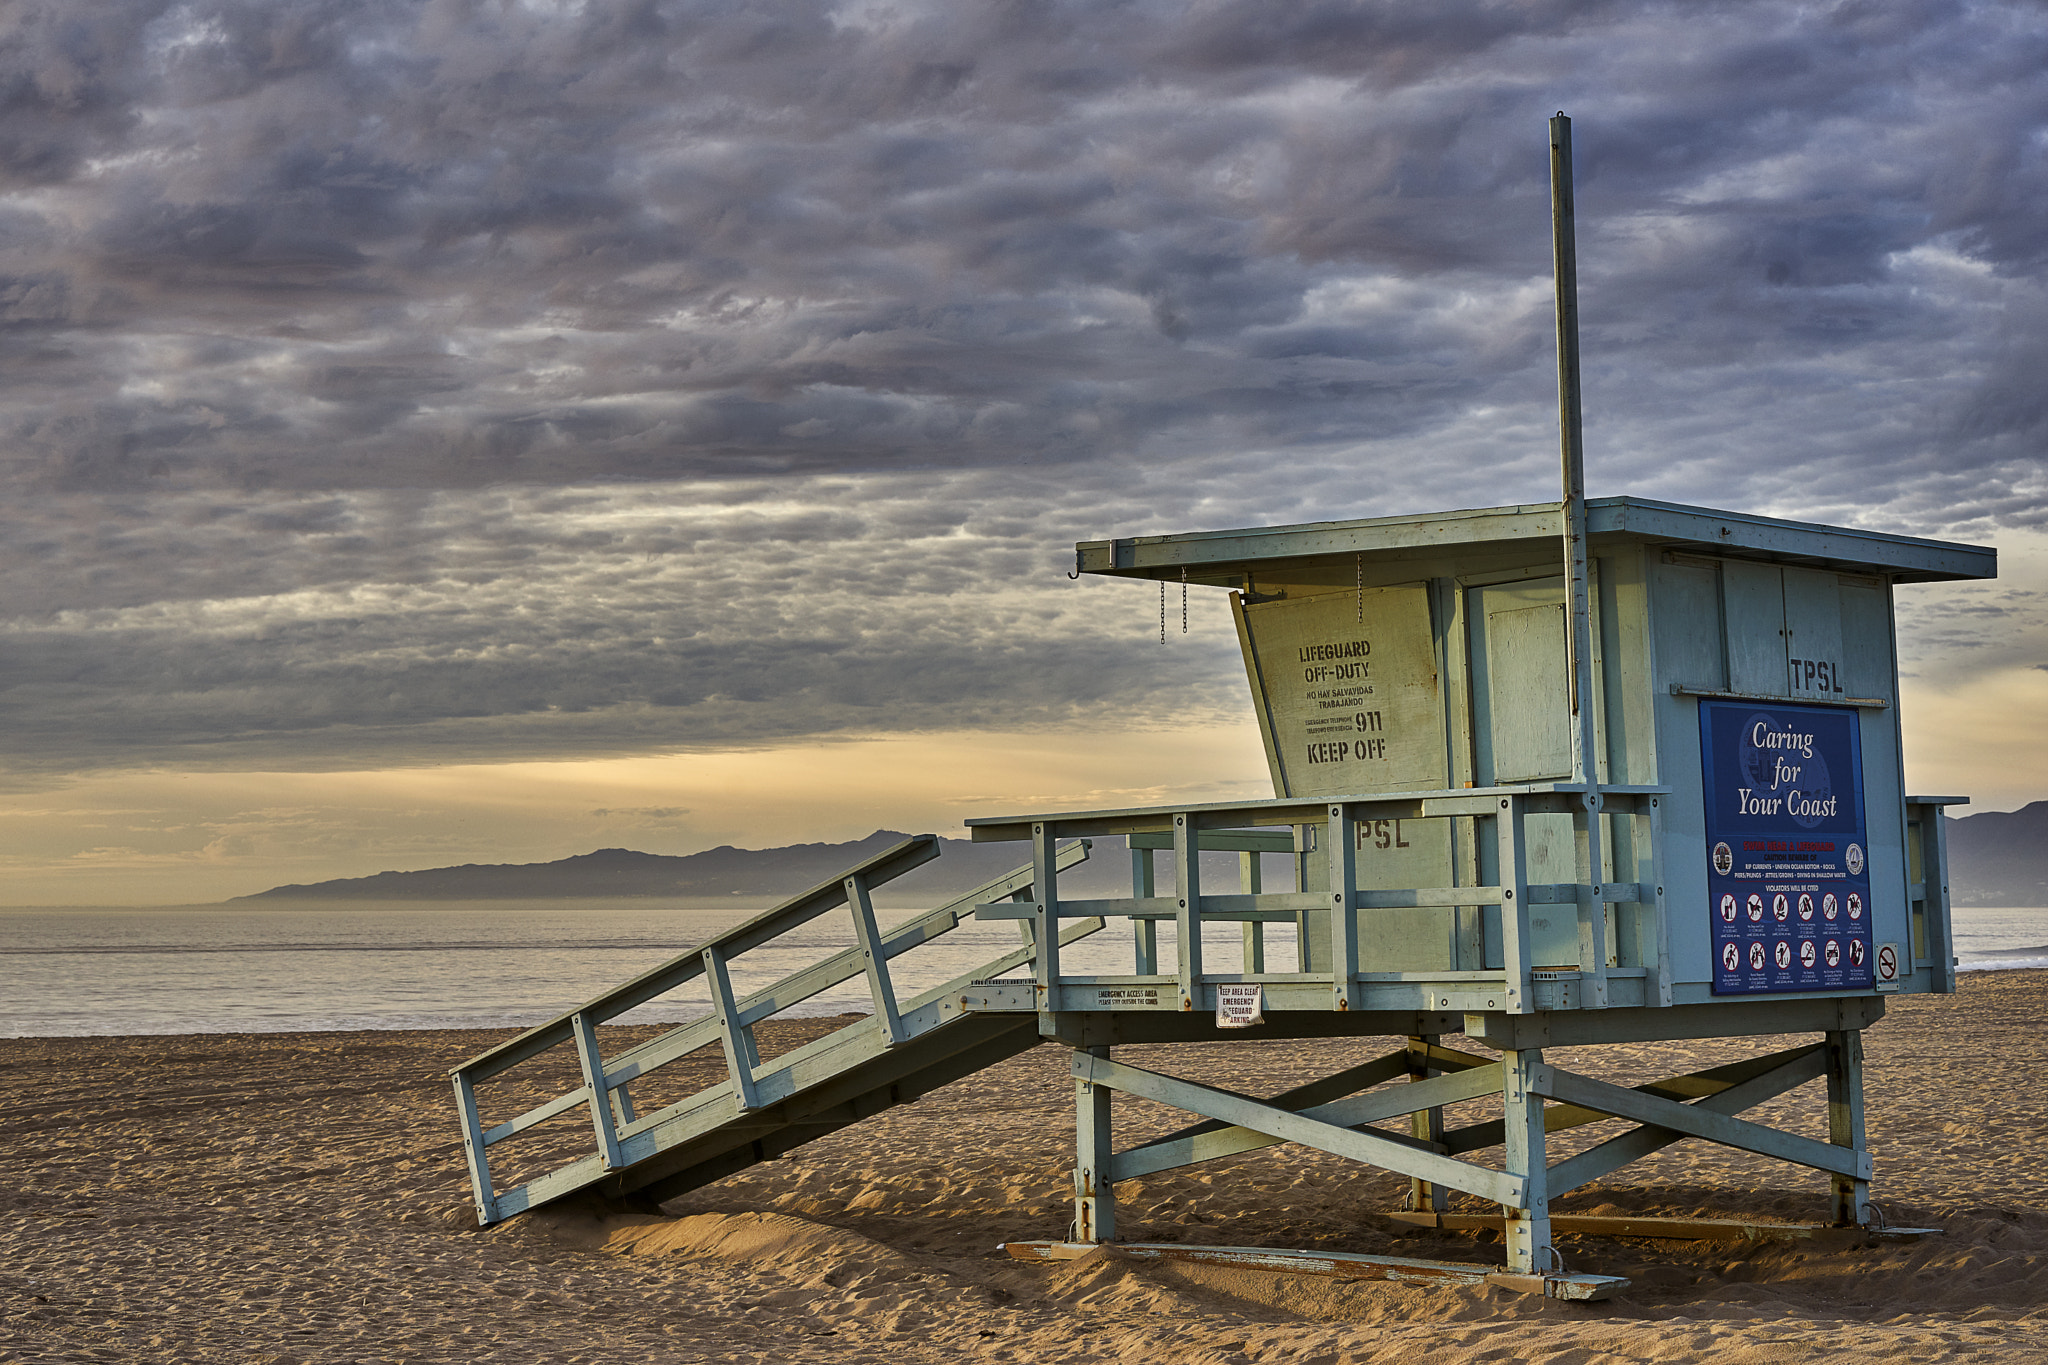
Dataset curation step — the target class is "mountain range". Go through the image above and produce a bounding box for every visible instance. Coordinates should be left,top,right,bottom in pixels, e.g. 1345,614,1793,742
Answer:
234,830,1133,902
235,803,2048,907
1942,801,2048,907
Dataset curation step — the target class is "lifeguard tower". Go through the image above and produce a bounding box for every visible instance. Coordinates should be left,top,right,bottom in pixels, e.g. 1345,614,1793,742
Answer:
966,493,1988,1294
447,119,1994,1298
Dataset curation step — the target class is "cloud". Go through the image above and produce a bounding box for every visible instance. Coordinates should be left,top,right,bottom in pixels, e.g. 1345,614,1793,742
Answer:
0,0,2041,777
0,472,1257,769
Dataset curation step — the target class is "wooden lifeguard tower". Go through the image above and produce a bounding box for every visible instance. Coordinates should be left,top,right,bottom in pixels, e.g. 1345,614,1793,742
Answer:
966,491,1986,1295
447,119,1993,1298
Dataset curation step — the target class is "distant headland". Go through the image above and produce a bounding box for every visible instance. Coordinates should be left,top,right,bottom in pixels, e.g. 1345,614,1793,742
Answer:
231,830,1121,902
1944,801,2048,907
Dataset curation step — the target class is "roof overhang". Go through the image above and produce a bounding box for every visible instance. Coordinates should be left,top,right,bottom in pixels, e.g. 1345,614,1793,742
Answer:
1074,497,1996,588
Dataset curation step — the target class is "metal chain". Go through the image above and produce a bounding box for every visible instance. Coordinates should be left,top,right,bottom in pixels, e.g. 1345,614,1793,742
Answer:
1159,578,1166,644
1181,566,1188,634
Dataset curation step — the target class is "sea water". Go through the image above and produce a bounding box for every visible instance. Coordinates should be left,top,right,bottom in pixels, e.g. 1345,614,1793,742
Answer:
0,897,1251,1037
0,900,2040,1038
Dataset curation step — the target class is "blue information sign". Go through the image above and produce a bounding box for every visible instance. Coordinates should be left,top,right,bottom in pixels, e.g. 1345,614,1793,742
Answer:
1700,700,1873,995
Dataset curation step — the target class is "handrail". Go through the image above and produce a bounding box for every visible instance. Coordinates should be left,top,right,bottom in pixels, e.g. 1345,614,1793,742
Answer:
966,783,1670,842
477,839,1095,1149
451,836,1097,1225
968,786,1674,1016
452,833,941,1084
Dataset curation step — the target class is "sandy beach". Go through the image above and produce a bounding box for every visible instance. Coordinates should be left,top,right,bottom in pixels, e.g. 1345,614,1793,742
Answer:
5,971,2046,1364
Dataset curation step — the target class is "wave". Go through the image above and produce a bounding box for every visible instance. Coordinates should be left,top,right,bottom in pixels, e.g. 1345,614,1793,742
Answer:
0,939,706,956
0,1001,878,1039
1958,953,2048,972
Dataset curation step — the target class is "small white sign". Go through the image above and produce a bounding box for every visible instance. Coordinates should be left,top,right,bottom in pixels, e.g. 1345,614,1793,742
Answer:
1875,941,1902,991
1216,983,1265,1029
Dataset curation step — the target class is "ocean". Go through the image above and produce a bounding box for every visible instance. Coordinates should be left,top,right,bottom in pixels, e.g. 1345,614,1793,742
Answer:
1,899,2042,1038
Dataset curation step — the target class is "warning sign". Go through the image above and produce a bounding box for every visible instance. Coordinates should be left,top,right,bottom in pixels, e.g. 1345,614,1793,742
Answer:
1215,983,1266,1029
1700,699,1875,996
1875,942,1902,992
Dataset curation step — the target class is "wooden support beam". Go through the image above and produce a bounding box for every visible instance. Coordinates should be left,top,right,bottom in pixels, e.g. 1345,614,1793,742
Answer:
1534,1052,1863,1183
1572,799,1611,1009
1127,829,1298,853
1314,1065,1506,1133
979,892,1332,919
1107,1059,1503,1183
1240,849,1265,974
1495,795,1533,1014
1465,997,1882,1052
1502,1048,1550,1275
1924,801,1957,993
1294,821,1321,975
1001,1240,1626,1302
570,1012,625,1170
451,1071,498,1225
1391,1211,1820,1244
1075,1052,1523,1207
965,785,1669,845
483,1083,590,1148
1032,822,1061,1012
1387,1210,1944,1244
701,946,761,1113
1129,1048,1418,1156
1407,1035,1450,1214
1826,1029,1870,1225
983,885,1510,919
1410,1039,1503,1074
1545,1044,1828,1193
1130,845,1158,974
1010,884,1038,954
1440,1041,1823,1156
1326,803,1358,1011
1527,882,1651,905
1074,1046,1115,1243
1641,794,1673,1006
1173,813,1202,1013
844,872,906,1046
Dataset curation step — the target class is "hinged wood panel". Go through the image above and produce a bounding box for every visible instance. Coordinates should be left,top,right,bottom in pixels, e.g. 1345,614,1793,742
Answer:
1235,583,1448,798
1782,567,1847,700
1721,560,1787,696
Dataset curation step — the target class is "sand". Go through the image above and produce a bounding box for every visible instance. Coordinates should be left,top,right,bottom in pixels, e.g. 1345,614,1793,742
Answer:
4,971,2047,1363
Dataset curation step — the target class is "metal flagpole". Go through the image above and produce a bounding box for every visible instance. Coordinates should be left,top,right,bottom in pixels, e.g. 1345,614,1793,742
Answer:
1551,111,1608,1007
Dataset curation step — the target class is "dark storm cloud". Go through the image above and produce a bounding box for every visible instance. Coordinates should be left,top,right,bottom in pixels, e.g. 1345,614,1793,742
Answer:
0,475,1255,773
0,0,2043,769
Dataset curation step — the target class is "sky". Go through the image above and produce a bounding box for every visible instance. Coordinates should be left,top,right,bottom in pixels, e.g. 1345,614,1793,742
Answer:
1,0,2044,904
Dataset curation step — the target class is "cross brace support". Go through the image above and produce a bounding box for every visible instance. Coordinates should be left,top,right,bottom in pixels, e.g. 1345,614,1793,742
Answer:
1059,1031,1876,1280
1072,1052,1524,1208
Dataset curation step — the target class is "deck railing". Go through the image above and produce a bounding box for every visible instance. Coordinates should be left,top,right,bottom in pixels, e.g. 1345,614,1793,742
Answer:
964,783,1673,1017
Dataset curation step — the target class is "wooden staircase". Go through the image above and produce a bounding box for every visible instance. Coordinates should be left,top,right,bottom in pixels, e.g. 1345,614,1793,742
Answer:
449,834,1098,1225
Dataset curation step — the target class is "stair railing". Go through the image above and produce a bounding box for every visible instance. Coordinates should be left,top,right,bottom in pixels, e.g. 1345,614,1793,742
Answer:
449,834,1095,1225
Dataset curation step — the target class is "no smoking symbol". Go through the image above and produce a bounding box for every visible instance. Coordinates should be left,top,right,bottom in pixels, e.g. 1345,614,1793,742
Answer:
1877,943,1899,981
